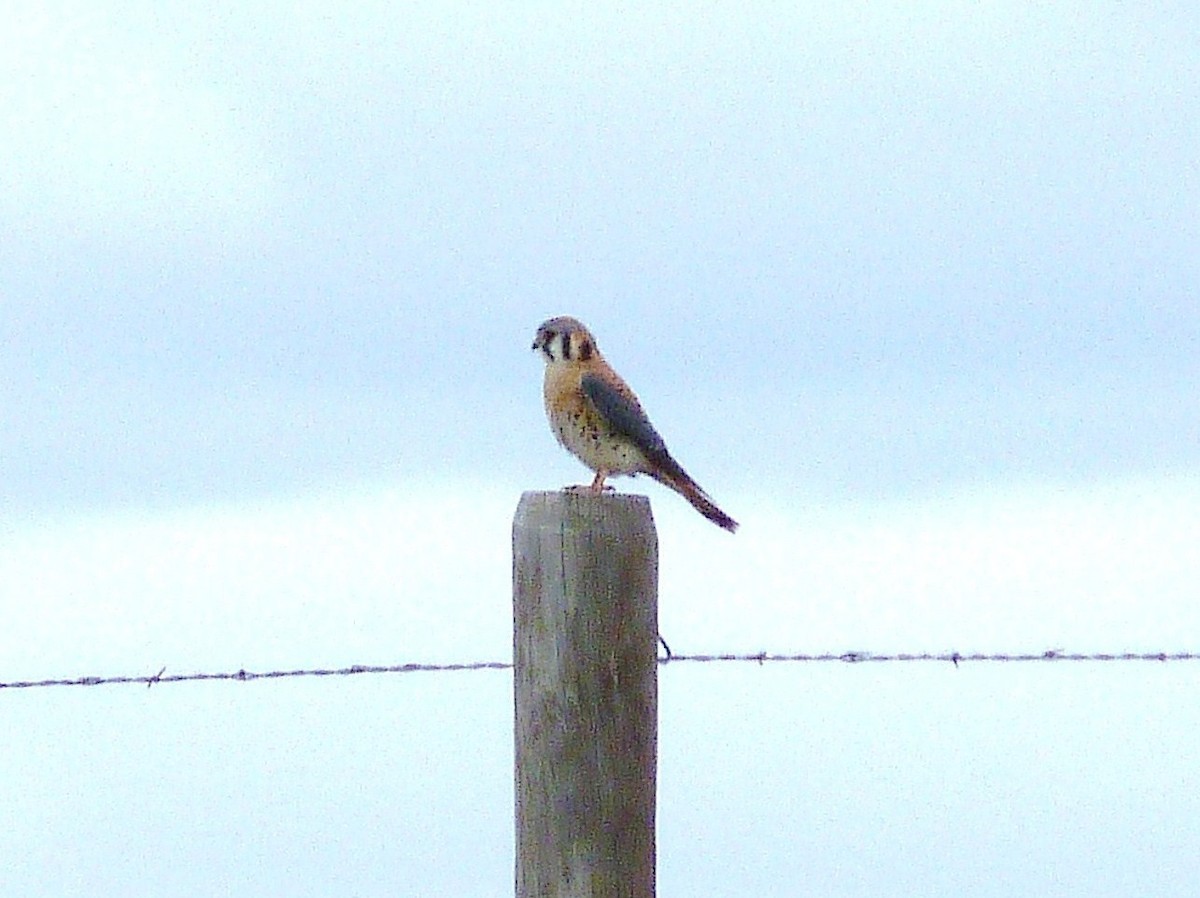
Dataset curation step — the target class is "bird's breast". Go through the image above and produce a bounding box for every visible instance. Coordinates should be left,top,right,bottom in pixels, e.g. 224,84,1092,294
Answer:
543,364,646,476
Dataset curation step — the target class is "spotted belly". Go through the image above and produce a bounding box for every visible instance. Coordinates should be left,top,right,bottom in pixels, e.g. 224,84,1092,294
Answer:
552,407,647,477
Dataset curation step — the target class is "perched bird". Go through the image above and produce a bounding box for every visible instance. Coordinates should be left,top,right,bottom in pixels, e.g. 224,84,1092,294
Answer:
532,316,738,533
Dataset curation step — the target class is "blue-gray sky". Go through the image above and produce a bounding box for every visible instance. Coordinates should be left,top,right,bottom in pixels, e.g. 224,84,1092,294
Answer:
2,4,1198,896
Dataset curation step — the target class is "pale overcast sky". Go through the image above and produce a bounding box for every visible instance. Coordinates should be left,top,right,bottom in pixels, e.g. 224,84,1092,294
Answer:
2,4,1198,896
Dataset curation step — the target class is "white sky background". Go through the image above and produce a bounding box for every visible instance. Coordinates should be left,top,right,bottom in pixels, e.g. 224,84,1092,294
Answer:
1,3,1198,896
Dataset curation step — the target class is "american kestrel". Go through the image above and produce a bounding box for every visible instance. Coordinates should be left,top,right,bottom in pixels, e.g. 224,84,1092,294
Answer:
532,316,738,533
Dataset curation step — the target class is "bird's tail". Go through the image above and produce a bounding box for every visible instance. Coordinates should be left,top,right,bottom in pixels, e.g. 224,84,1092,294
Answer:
652,468,739,533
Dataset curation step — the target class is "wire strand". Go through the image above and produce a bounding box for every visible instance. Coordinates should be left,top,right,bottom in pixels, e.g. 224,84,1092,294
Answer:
2,650,1197,691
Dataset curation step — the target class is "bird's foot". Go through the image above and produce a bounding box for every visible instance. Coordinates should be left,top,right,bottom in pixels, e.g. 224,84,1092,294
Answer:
588,473,614,493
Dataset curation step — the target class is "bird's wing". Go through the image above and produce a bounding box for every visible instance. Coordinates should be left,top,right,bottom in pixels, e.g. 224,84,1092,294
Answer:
581,373,682,473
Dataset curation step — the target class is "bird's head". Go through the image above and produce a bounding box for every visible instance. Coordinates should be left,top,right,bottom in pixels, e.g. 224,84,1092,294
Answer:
532,316,598,364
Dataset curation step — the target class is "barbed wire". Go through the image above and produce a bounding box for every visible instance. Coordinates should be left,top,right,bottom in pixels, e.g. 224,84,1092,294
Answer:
667,650,1200,665
0,661,512,691
2,649,1197,692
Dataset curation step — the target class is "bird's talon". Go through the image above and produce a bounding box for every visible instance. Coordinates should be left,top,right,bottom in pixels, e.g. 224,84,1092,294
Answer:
562,483,615,493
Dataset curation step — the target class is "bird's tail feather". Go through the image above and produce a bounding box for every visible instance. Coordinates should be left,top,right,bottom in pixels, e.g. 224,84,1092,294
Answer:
652,469,738,533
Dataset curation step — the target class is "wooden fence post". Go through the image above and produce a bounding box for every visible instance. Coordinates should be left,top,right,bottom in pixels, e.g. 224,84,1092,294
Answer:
512,490,658,898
